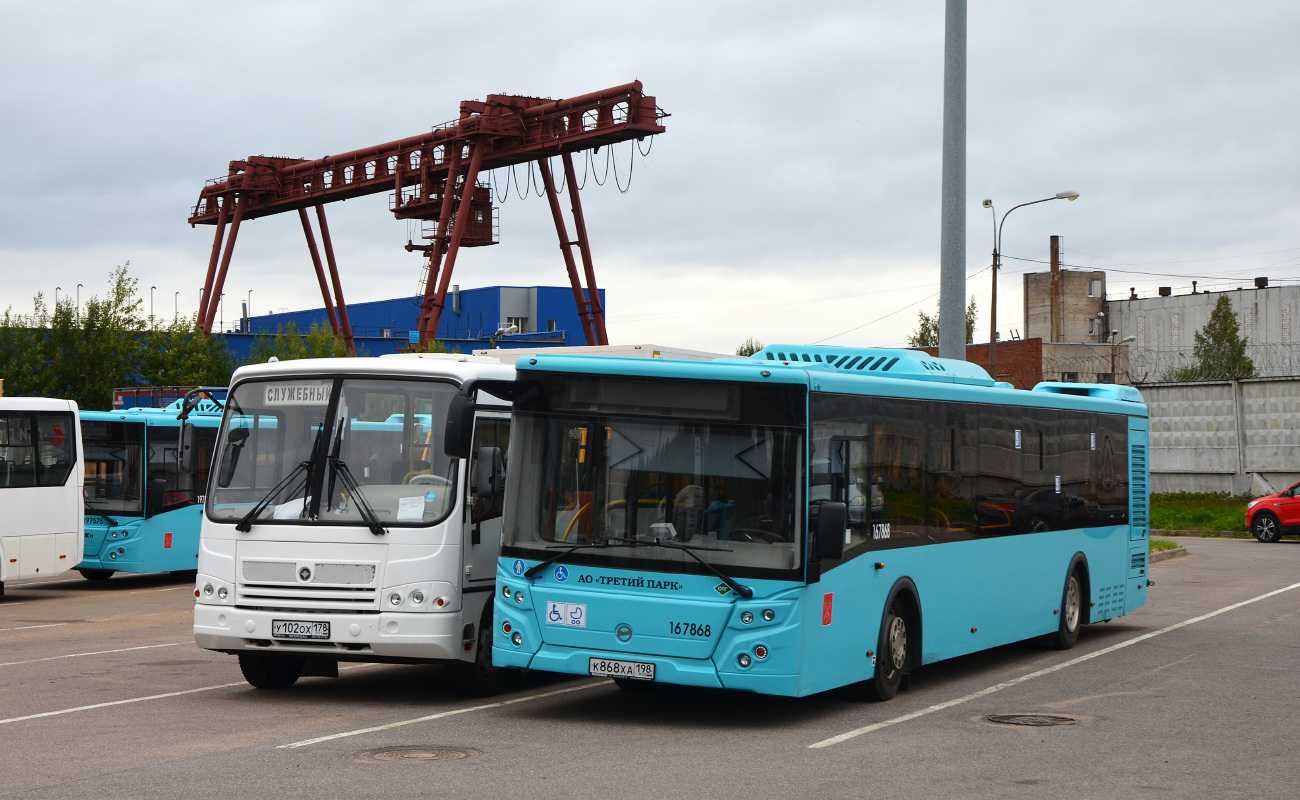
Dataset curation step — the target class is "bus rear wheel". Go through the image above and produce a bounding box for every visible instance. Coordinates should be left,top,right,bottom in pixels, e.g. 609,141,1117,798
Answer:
78,569,115,581
1051,571,1083,650
859,599,910,702
238,653,304,689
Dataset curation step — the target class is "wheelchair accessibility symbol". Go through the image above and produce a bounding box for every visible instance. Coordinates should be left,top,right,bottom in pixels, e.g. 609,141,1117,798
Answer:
554,565,569,582
545,601,587,628
512,559,525,576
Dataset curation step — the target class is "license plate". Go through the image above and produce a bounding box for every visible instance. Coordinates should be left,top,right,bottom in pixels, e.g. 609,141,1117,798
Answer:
272,619,330,640
589,657,654,681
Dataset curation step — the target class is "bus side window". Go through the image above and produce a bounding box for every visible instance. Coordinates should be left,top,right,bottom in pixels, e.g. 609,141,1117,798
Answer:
470,418,510,524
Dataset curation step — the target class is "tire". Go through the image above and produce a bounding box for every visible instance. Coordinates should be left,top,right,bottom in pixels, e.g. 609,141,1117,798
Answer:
238,653,304,689
1253,513,1282,543
450,608,509,698
859,598,910,702
1051,571,1083,650
78,569,115,581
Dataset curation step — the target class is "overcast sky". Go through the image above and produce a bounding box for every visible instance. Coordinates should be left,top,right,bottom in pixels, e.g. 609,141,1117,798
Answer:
2,1,1298,354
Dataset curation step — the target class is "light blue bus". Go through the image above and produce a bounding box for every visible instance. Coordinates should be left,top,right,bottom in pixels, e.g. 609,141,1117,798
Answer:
78,395,224,580
486,345,1148,699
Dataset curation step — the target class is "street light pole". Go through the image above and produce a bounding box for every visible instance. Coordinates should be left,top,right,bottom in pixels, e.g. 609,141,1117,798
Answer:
76,284,83,318
981,191,1079,381
55,287,61,306
150,286,156,324
174,291,180,320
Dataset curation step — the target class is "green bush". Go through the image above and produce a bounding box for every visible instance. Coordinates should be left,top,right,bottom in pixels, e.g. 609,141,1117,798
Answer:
1150,493,1249,534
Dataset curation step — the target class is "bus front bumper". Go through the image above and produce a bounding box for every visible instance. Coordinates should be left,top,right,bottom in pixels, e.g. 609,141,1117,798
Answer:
194,603,468,663
494,643,798,696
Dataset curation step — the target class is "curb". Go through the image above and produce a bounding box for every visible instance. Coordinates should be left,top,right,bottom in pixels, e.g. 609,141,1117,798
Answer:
1149,546,1189,564
1150,529,1246,538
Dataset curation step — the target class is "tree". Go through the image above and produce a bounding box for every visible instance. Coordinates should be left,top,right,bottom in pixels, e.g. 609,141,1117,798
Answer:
735,337,764,357
139,315,237,387
1179,295,1255,380
245,321,355,363
908,296,977,348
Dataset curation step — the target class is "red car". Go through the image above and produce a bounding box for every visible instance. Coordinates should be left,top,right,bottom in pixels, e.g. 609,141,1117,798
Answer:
1246,481,1300,542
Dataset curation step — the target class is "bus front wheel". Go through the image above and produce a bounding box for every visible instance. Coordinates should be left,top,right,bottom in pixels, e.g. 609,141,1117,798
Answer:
78,569,115,581
859,598,910,702
238,653,304,689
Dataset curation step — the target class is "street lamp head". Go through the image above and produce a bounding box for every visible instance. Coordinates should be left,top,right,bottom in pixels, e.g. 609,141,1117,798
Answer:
1056,191,1080,201
1119,335,1136,345
981,198,993,208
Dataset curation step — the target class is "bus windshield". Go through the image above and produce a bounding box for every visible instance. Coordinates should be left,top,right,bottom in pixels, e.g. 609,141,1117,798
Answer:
83,420,144,515
207,376,458,528
503,375,805,579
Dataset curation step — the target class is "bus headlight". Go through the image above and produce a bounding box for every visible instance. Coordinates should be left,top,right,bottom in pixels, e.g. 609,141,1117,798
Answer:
502,586,512,598
203,583,214,597
514,591,524,604
411,591,425,605
737,653,751,668
763,609,775,622
217,587,228,600
389,592,403,606
741,611,753,624
512,632,523,646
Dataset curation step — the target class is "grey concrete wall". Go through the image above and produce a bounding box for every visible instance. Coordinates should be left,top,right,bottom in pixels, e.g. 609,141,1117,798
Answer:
1142,376,1300,495
1023,269,1106,343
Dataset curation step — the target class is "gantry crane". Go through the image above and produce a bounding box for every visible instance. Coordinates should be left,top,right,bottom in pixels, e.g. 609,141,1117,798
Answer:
188,81,665,352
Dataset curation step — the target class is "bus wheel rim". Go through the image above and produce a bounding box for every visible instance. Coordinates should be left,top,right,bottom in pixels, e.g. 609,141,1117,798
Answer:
1065,578,1080,631
887,616,907,671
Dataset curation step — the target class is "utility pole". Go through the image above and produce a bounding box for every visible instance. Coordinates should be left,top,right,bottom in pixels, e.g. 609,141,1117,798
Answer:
938,0,967,361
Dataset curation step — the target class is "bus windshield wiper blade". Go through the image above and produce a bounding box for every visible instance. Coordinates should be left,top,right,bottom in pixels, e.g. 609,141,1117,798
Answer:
233,462,310,532
83,501,118,527
523,539,637,579
327,457,386,536
608,538,754,600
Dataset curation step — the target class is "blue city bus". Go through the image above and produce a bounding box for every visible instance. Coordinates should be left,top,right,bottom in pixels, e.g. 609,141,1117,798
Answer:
487,345,1149,698
78,396,223,580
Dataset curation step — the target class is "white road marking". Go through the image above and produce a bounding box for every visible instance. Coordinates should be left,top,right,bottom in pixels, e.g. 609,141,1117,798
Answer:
0,641,189,668
0,602,31,607
0,623,67,633
0,681,244,726
809,579,1300,749
279,681,612,749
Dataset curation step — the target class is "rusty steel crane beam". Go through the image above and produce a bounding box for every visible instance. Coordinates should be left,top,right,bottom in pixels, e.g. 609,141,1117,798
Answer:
189,80,665,347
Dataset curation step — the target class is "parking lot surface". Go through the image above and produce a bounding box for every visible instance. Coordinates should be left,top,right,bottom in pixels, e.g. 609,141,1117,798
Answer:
2,537,1297,799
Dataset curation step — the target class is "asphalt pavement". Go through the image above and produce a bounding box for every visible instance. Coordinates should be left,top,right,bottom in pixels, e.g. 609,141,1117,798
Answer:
1,537,1297,799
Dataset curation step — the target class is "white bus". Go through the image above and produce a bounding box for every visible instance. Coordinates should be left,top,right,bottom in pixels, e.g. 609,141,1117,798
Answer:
193,354,521,694
0,397,83,595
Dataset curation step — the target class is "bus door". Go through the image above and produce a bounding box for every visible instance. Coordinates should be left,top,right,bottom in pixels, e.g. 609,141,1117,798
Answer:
465,416,509,584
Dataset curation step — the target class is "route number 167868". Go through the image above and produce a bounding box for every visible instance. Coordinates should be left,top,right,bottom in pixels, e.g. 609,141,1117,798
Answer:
668,621,711,637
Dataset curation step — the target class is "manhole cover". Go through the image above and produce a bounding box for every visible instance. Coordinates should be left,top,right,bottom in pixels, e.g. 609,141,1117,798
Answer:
360,746,481,762
987,714,1077,727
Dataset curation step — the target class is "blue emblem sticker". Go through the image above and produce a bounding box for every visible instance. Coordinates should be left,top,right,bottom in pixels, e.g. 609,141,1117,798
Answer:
424,491,436,502
554,565,569,582
512,559,525,576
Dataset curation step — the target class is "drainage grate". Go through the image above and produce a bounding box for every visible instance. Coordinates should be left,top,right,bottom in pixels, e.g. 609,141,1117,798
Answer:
987,714,1077,727
359,746,481,762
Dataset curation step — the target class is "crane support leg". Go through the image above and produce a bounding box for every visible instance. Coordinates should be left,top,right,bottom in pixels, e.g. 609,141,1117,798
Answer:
315,206,355,356
421,142,484,345
298,208,342,335
416,148,463,344
562,152,608,345
537,158,598,346
198,202,230,332
201,199,244,333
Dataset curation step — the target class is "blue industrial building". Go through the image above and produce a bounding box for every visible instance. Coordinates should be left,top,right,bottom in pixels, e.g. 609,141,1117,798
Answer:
218,285,604,360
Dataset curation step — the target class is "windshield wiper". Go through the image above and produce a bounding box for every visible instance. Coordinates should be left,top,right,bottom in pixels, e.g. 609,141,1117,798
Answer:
326,456,386,536
604,537,754,599
522,539,639,579
234,423,325,533
83,501,118,527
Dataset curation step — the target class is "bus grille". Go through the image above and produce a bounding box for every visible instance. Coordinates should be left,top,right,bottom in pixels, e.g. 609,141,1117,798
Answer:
237,560,380,612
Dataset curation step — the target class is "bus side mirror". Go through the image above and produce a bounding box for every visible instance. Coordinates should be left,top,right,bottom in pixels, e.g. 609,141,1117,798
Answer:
443,393,476,459
179,423,196,473
147,477,167,516
816,501,847,561
474,446,503,499
216,428,249,489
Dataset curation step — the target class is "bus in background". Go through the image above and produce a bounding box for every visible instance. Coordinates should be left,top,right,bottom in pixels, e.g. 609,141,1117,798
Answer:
193,347,719,695
78,395,223,580
491,346,1149,699
0,397,82,595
